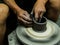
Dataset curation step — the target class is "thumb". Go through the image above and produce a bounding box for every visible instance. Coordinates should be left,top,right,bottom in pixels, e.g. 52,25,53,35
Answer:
31,10,33,15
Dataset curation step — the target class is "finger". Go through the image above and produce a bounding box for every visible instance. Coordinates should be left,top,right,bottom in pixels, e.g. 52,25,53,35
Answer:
30,10,34,19
39,11,45,19
31,9,33,15
38,11,43,18
35,11,39,21
24,11,32,20
38,12,44,22
18,17,32,24
40,12,44,18
18,14,32,22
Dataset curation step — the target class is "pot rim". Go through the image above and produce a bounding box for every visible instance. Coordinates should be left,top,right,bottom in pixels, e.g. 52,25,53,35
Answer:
33,16,47,25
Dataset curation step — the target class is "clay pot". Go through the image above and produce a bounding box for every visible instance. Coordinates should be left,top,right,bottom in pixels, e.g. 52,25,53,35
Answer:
32,16,47,32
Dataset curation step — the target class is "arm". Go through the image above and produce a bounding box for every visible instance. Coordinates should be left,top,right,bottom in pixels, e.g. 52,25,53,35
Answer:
4,0,21,13
4,0,32,26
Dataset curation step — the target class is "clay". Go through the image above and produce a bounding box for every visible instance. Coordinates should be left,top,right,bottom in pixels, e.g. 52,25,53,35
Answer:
32,16,47,32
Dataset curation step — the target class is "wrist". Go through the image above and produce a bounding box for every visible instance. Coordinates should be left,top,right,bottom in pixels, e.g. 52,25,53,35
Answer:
37,0,48,4
13,6,22,14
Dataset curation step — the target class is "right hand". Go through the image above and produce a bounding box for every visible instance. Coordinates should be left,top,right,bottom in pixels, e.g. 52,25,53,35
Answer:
31,1,46,21
17,8,32,25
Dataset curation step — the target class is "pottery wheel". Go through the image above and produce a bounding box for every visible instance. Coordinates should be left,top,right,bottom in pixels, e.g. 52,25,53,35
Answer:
16,20,60,45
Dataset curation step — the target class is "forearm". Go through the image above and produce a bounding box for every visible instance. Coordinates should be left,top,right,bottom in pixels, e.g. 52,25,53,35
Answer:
4,0,21,13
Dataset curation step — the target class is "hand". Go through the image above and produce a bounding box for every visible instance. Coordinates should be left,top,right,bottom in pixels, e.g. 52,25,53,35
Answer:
31,1,46,21
17,8,32,26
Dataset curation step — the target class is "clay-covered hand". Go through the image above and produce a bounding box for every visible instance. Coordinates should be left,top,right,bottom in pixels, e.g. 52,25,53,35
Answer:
32,0,47,21
17,8,32,25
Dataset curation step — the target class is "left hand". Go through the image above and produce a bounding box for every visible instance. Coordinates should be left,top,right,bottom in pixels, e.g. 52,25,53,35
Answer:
31,0,47,21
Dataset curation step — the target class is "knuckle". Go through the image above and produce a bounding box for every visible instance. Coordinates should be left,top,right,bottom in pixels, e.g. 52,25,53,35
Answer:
35,15,38,19
18,14,22,17
35,10,38,13
40,9,46,12
24,11,27,13
35,8,38,11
